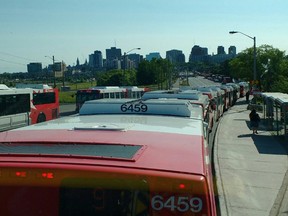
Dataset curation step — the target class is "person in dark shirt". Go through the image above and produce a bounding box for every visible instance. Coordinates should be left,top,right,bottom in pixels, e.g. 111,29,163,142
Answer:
245,90,250,103
249,109,260,134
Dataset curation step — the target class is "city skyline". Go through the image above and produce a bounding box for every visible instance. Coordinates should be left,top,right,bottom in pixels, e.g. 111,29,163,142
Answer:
1,0,288,73
26,44,236,74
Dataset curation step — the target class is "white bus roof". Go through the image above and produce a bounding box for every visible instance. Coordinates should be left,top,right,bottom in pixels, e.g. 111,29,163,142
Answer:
141,90,210,107
0,84,10,90
89,86,121,89
16,83,52,89
79,98,203,119
0,88,32,95
196,87,218,97
141,89,202,100
207,86,225,95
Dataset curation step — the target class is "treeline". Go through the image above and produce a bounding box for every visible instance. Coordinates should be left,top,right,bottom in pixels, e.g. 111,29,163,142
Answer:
97,58,174,89
228,45,288,93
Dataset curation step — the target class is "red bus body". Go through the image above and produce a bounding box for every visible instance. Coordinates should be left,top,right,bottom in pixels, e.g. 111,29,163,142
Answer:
30,87,60,124
0,99,217,216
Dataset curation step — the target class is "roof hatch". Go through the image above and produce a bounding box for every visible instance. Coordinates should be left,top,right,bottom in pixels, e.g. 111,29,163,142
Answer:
0,143,144,161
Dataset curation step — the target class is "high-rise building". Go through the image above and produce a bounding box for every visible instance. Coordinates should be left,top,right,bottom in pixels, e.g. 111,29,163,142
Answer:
217,46,226,55
189,45,209,62
89,50,103,70
190,45,208,56
27,63,42,74
106,47,121,61
188,45,237,63
106,47,122,70
126,53,142,69
145,52,161,61
228,46,237,55
166,49,185,63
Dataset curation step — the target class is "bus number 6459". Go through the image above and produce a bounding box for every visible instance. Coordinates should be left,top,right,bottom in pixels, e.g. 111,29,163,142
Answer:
121,103,148,113
151,195,203,213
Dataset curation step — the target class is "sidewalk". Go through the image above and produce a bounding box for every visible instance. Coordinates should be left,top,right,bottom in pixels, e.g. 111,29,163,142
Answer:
214,97,288,216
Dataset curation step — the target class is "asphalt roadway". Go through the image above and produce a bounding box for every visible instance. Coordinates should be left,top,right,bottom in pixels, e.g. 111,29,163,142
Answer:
214,97,288,216
59,104,77,117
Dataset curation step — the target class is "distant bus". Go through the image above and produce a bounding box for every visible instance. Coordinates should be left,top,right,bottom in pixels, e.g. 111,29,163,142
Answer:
0,87,31,132
142,89,215,132
75,86,149,111
0,84,59,131
0,98,217,215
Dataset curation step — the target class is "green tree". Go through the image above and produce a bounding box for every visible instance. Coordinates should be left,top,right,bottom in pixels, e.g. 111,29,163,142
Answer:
137,58,173,89
97,69,137,86
229,45,288,92
97,70,122,86
137,60,157,85
229,50,253,80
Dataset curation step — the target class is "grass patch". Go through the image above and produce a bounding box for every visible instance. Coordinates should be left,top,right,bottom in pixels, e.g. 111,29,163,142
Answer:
59,91,76,103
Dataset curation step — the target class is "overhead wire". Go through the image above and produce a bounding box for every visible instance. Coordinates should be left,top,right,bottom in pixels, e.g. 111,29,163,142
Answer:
0,51,38,62
0,58,26,66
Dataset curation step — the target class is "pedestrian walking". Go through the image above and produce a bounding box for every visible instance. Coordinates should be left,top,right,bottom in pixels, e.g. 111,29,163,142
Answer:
245,90,250,103
249,109,260,134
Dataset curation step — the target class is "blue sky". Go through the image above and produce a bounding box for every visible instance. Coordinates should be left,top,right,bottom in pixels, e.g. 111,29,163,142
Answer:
1,0,287,73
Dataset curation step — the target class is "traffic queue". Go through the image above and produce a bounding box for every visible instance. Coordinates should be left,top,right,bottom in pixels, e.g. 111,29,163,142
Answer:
142,81,250,136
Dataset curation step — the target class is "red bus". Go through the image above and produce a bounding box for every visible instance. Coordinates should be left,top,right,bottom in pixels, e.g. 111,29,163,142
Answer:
141,89,214,132
0,84,59,131
0,98,217,216
16,83,60,124
76,86,149,111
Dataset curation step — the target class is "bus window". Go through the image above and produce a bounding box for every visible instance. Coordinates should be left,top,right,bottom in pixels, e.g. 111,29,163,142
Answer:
4,94,30,115
0,93,31,131
115,92,121,98
59,178,149,216
33,92,56,105
110,92,115,99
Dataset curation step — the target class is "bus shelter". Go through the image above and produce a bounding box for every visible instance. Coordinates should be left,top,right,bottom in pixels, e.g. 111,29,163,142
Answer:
274,96,288,139
247,91,268,112
260,92,288,140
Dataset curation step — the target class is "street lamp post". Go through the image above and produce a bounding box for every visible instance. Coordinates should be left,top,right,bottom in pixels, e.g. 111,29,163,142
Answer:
122,47,141,86
45,55,56,88
229,31,257,81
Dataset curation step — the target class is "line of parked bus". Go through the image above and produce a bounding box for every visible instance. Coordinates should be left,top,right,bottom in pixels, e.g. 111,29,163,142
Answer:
0,84,149,132
0,83,60,132
0,81,250,216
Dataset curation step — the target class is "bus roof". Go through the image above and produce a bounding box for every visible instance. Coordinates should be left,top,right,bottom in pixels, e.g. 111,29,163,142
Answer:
0,84,10,90
141,90,210,107
79,86,126,93
89,86,121,89
0,109,206,175
79,98,203,119
142,89,201,100
0,87,33,95
16,83,52,89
